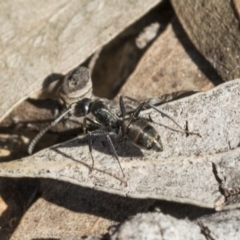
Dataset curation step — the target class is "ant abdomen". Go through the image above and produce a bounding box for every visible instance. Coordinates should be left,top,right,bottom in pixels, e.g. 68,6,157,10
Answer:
122,118,163,152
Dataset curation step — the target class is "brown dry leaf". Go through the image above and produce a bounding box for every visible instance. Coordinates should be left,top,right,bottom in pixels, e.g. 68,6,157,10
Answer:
0,0,161,123
0,80,240,211
171,0,240,81
119,17,222,100
91,1,173,99
233,0,240,20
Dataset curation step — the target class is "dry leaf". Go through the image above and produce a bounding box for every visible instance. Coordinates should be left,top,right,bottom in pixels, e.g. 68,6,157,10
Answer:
91,1,170,98
171,0,240,81
0,0,161,122
0,80,240,211
119,17,221,100
1,2,240,238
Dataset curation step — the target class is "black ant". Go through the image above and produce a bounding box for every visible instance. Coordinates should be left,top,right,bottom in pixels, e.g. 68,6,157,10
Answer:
28,96,198,176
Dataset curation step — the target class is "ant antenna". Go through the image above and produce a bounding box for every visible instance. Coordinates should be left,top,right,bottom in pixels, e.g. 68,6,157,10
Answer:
28,106,74,155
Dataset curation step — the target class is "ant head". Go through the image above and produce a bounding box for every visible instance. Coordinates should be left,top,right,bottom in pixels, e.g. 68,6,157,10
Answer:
74,98,92,117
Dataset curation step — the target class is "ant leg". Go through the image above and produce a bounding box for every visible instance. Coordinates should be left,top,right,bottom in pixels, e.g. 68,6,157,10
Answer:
106,132,125,177
121,95,139,104
132,102,146,118
141,114,200,136
121,95,182,127
83,117,102,134
120,95,146,119
88,131,95,171
121,95,193,135
84,118,103,169
185,120,189,137
119,96,126,119
87,129,124,176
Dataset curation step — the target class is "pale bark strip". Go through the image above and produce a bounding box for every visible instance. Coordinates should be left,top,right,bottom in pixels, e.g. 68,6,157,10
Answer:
1,80,240,209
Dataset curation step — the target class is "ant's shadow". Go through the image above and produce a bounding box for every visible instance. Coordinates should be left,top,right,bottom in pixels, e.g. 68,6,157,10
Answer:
38,178,215,223
52,134,144,163
0,177,215,239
